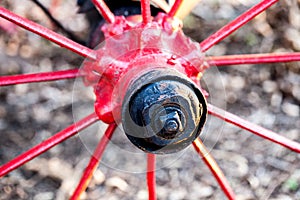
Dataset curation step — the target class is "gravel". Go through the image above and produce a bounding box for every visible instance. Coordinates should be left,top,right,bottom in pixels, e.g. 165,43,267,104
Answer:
0,0,299,200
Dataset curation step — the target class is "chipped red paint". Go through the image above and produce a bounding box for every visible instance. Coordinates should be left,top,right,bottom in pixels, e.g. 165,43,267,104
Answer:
81,13,206,123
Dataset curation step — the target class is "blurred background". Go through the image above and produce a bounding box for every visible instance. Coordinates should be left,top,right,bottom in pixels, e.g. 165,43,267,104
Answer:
0,0,299,199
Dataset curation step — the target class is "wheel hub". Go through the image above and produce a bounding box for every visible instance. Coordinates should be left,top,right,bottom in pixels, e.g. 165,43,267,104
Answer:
81,13,208,153
122,69,207,154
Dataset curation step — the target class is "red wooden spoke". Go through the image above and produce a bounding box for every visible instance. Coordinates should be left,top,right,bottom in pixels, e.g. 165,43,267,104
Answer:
200,0,278,52
0,69,83,86
91,0,115,23
168,0,183,17
71,123,117,200
193,138,236,200
147,153,157,200
207,52,300,66
0,7,96,60
141,0,152,24
0,113,99,177
208,104,300,153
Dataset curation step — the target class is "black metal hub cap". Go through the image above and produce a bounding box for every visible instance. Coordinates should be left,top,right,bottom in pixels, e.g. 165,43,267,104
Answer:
122,69,207,154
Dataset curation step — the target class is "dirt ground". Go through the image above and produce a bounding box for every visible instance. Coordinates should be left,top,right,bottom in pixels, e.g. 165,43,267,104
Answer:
0,0,299,200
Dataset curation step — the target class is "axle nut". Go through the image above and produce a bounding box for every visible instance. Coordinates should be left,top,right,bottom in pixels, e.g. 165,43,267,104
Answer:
122,69,207,154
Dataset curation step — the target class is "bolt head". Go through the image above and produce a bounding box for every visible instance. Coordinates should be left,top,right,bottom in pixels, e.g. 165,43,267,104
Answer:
158,110,183,139
165,119,179,132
